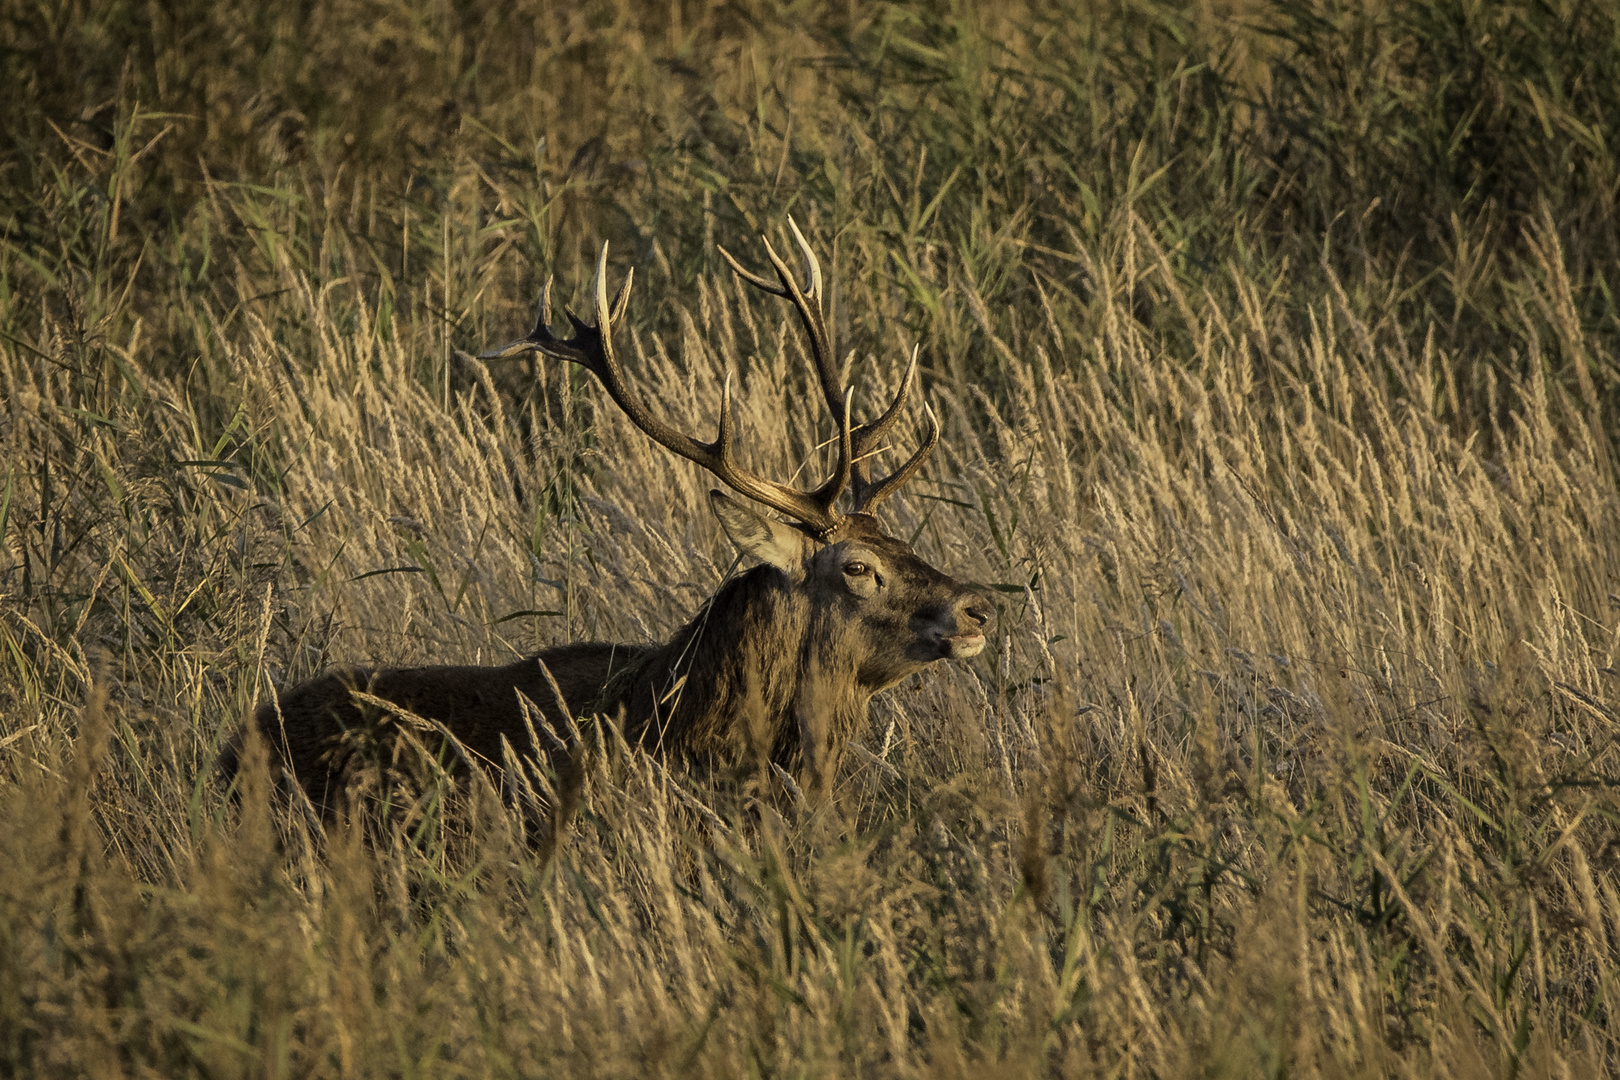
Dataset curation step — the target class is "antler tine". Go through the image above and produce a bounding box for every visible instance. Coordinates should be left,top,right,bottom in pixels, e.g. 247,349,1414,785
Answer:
847,344,932,509
851,401,940,515
856,345,918,450
533,276,556,337
596,243,635,328
478,276,559,360
479,241,848,534
751,228,836,390
785,216,822,300
715,243,786,297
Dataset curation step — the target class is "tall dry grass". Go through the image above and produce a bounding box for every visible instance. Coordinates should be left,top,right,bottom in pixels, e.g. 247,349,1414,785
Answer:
3,1,1620,1076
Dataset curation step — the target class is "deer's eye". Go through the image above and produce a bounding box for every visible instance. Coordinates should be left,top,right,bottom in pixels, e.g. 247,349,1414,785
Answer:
843,562,870,577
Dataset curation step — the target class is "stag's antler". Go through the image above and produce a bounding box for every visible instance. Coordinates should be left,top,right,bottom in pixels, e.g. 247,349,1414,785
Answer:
716,218,939,515
479,222,937,533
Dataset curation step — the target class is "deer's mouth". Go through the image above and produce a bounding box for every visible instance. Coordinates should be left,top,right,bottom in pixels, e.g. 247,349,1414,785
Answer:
941,632,986,659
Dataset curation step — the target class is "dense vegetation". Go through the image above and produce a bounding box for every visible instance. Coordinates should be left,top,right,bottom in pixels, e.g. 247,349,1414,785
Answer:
4,1,1619,1075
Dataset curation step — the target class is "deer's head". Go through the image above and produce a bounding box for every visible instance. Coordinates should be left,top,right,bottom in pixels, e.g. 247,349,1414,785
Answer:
481,218,994,697
708,492,992,692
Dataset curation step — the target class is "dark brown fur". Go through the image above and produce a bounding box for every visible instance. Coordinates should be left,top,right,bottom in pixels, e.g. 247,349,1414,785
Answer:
232,507,991,814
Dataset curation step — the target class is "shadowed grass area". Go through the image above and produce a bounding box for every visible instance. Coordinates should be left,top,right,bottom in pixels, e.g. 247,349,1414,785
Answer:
3,1,1619,1075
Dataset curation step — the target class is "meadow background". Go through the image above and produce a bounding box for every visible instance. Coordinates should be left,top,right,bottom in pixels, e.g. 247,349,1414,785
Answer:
4,0,1620,1075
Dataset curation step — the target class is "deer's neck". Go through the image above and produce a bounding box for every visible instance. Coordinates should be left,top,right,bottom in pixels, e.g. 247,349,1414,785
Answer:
607,565,868,772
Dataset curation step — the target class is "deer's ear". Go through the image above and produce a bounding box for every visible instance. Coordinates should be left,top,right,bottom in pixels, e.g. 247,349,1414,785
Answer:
709,490,812,571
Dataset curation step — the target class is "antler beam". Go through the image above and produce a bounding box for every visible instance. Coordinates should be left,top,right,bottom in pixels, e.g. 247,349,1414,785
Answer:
479,223,937,530
479,243,854,534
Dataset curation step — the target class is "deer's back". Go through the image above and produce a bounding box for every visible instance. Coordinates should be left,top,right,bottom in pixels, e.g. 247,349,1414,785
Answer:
243,642,652,811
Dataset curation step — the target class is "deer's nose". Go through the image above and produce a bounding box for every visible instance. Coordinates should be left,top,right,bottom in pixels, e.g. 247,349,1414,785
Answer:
937,597,992,659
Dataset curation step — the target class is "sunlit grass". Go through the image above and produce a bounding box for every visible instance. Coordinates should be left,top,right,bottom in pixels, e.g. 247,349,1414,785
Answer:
2,1,1619,1076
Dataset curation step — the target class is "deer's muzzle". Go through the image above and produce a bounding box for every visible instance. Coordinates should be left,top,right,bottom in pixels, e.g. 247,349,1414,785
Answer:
934,597,994,659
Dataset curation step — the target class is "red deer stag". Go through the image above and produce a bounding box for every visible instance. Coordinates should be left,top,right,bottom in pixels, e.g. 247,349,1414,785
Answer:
240,221,993,812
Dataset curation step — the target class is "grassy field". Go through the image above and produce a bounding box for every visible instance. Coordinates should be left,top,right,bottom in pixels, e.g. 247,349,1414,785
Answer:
4,0,1620,1075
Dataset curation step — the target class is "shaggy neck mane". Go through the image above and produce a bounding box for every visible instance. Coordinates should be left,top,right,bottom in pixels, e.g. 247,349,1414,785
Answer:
603,564,865,770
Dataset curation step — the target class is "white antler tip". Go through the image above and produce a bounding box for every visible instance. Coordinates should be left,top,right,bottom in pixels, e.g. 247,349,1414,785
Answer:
593,242,613,326
786,216,821,298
